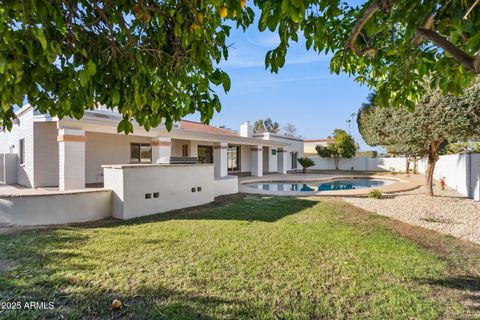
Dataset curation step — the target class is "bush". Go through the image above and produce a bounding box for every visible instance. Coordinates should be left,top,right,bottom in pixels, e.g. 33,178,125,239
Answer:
297,157,315,174
368,189,383,199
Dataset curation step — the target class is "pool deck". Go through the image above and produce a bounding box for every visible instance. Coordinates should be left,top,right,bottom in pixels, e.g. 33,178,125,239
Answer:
239,172,424,196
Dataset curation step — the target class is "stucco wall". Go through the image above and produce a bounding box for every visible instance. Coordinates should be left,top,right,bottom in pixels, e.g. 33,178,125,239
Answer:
213,175,239,197
0,190,111,226
104,164,217,220
34,122,59,187
240,145,251,172
308,154,480,201
85,132,152,184
0,107,35,187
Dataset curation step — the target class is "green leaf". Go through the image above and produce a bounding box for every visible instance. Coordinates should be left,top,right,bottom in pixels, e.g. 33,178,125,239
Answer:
79,70,89,87
86,60,96,76
221,73,231,92
32,28,47,50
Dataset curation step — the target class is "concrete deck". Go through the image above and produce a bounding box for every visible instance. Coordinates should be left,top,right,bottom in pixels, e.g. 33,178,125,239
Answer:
0,184,107,198
239,173,424,196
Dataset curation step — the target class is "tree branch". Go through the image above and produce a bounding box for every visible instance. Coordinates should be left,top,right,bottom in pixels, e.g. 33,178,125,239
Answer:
464,0,480,19
346,1,380,57
415,28,479,73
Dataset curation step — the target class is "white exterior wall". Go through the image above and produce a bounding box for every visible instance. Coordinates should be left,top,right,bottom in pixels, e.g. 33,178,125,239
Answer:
85,132,152,184
240,145,251,172
104,164,216,220
0,190,111,226
0,107,35,187
213,176,239,197
34,122,59,187
307,153,480,201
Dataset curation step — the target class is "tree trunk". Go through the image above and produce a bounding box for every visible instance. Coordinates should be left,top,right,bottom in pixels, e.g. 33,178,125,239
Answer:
413,158,418,174
303,167,307,174
405,157,411,174
334,158,339,170
425,141,442,196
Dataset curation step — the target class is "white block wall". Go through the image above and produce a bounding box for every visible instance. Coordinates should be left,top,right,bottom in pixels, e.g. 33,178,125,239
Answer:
104,164,216,220
34,122,59,187
308,153,480,201
0,108,35,187
85,132,152,184
0,190,111,225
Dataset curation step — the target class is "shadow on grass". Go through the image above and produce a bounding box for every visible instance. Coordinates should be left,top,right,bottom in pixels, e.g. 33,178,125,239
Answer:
417,275,480,292
58,195,319,231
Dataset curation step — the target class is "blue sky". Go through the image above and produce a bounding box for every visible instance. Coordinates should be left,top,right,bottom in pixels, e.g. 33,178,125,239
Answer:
184,11,373,150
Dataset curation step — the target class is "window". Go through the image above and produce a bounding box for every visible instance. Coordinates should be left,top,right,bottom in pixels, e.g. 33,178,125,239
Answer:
19,138,25,165
198,146,213,163
227,145,240,172
130,143,151,163
271,149,277,156
182,144,189,157
291,152,298,169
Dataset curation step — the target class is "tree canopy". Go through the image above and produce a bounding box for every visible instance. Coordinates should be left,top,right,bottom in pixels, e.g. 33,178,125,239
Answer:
315,129,357,169
1,0,480,132
357,80,480,195
253,118,280,134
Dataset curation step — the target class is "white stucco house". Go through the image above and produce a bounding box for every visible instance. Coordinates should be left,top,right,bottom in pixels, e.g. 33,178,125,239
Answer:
0,105,304,225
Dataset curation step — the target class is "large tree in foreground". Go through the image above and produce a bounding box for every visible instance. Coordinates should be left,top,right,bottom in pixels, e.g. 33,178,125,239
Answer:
357,81,480,196
1,1,480,132
315,129,357,170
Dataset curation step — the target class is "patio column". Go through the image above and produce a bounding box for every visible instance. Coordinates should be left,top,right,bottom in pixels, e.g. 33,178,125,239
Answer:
213,142,228,178
152,137,171,163
251,145,263,177
277,148,288,174
58,128,86,190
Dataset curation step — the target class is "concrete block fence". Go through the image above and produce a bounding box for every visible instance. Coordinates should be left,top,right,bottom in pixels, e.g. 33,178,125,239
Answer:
307,153,480,201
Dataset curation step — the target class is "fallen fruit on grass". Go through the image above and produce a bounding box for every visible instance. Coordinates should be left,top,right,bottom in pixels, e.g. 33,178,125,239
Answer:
112,299,122,310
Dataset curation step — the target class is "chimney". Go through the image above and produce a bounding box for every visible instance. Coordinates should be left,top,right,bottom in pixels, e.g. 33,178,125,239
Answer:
240,121,253,138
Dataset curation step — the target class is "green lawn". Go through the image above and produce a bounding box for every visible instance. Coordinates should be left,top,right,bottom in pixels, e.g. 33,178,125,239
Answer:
1,195,479,319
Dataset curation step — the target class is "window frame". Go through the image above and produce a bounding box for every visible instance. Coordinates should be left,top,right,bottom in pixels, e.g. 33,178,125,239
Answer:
130,143,152,163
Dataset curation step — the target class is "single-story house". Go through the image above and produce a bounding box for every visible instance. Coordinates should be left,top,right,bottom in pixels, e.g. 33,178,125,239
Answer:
0,105,304,190
0,105,304,225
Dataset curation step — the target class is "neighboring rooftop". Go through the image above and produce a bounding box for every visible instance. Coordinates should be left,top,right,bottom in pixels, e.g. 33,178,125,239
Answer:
179,120,239,137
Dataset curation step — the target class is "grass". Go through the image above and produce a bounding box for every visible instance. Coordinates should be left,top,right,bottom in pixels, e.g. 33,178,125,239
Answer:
0,195,479,319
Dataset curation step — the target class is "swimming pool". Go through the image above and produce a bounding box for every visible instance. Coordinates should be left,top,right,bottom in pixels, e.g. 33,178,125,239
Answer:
246,179,393,192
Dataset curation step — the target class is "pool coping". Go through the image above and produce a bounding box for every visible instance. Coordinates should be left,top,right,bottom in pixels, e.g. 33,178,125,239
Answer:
239,174,423,196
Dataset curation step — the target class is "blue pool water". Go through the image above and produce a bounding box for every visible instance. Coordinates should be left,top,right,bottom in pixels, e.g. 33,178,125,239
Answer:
247,179,392,192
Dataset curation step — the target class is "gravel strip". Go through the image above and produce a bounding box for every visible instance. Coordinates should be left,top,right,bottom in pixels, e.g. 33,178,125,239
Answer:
342,185,480,244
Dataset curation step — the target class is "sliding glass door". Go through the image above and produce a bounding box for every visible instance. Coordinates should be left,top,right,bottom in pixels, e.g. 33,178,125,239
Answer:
227,145,240,172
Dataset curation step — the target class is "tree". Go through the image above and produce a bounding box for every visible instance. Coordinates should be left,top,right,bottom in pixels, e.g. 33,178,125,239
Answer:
253,118,280,134
0,0,254,133
297,158,315,174
283,123,298,137
263,118,280,134
315,129,357,170
357,81,480,196
253,120,265,134
2,1,480,132
258,0,480,111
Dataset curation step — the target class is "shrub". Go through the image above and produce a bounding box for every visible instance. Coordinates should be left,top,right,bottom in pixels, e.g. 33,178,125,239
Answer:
389,167,397,175
368,189,383,199
297,158,315,174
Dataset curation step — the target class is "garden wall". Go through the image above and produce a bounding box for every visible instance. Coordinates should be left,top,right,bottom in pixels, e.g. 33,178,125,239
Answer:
307,153,480,201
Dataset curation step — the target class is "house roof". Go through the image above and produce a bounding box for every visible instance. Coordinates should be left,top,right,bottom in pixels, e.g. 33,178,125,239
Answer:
304,139,333,143
179,120,238,137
